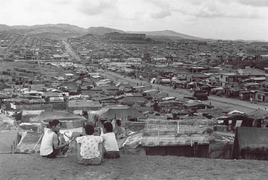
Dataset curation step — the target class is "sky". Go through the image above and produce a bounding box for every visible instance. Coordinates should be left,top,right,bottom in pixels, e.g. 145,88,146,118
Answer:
0,0,268,41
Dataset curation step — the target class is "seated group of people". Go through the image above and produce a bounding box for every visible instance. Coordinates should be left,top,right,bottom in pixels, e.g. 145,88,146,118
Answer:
40,119,120,165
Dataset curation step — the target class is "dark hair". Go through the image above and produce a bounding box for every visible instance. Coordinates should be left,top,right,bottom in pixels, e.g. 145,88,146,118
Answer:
84,124,94,135
49,119,61,127
103,122,113,133
116,119,121,127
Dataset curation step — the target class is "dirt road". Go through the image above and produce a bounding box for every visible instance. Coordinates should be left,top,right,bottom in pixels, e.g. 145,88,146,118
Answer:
102,70,268,113
62,40,81,62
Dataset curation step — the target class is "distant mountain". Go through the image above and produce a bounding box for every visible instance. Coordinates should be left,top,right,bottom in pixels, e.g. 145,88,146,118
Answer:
1,24,267,42
86,27,203,40
0,24,11,31
87,26,125,35
0,24,87,36
31,24,87,34
0,24,204,40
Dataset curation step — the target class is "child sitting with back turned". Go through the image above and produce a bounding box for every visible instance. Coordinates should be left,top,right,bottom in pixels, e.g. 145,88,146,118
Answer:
100,121,120,159
76,124,104,165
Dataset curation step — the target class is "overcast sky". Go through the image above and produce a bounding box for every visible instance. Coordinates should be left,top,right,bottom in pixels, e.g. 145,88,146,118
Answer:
0,0,268,41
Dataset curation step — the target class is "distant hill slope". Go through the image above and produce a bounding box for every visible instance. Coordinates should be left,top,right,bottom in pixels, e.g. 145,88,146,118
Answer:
87,27,203,40
0,24,11,31
0,24,203,40
0,24,87,35
30,24,88,34
87,26,125,35
127,30,203,40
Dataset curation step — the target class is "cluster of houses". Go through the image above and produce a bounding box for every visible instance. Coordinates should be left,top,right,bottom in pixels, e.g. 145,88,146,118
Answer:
0,61,212,122
61,33,268,104
0,60,268,160
1,31,268,159
0,32,69,61
67,34,268,67
102,61,268,103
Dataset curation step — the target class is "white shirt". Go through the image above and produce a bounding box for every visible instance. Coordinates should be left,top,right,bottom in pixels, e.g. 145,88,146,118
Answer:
40,129,55,156
76,135,103,159
101,132,119,152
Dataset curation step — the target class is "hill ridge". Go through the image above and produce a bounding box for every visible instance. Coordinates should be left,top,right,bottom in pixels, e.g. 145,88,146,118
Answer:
0,23,202,40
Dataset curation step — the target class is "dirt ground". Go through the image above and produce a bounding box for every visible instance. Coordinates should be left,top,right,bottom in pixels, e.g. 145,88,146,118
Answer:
1,153,268,180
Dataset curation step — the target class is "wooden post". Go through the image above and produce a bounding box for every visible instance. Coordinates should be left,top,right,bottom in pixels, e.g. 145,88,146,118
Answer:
157,123,160,146
13,140,16,152
123,145,128,155
176,121,179,134
193,142,198,157
190,125,193,146
33,133,44,151
190,125,192,133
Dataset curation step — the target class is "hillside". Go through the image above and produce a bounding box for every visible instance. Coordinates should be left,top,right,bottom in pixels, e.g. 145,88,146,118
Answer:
87,26,125,35
30,24,88,34
1,153,267,180
0,24,87,35
0,24,11,31
0,23,204,40
128,30,202,40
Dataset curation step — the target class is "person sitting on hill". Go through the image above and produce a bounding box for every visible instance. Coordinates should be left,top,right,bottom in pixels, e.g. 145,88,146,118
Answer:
76,123,104,165
100,122,120,159
40,119,73,158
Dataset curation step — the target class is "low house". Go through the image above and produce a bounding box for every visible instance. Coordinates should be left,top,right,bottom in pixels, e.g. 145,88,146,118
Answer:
241,68,266,78
188,66,210,73
64,73,74,79
176,71,188,80
59,82,79,95
232,127,268,160
53,54,62,60
80,87,103,96
218,73,247,87
159,78,171,85
102,86,119,96
67,99,102,113
119,96,148,107
225,88,239,98
187,74,208,83
93,96,117,106
255,91,268,102
239,91,250,100
42,92,65,103
184,101,214,111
